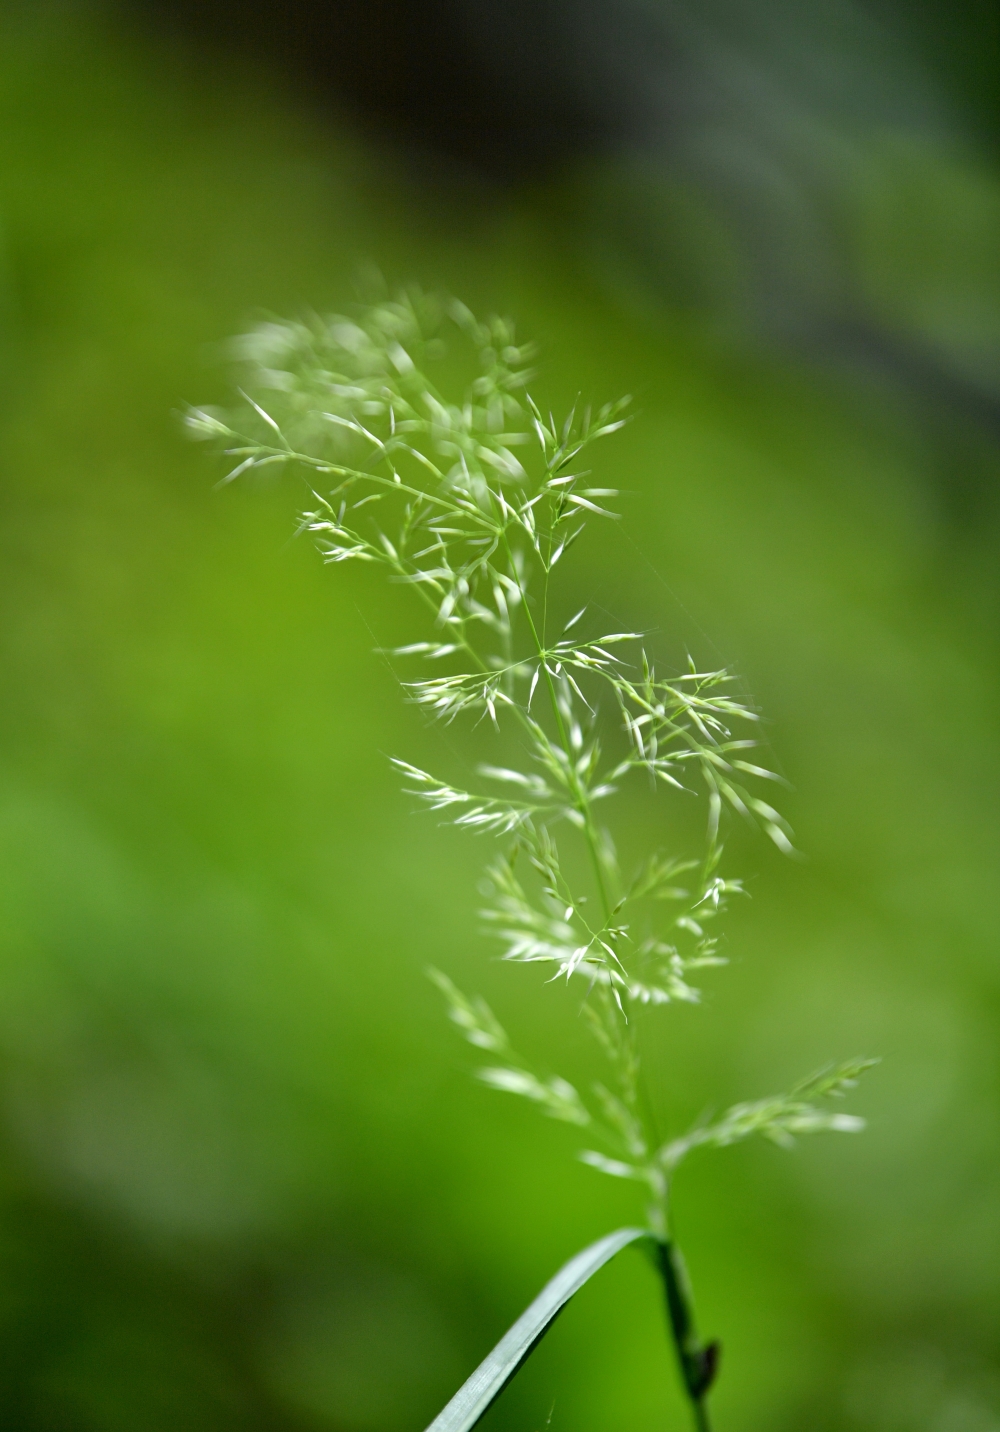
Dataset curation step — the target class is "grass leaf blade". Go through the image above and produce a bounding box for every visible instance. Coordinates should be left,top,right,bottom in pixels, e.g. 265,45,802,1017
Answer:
423,1228,652,1432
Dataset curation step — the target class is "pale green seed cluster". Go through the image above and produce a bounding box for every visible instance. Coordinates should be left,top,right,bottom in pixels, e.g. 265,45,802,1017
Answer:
190,288,873,1233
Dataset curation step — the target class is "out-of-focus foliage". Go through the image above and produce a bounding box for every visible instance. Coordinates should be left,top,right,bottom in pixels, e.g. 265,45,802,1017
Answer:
0,4,998,1431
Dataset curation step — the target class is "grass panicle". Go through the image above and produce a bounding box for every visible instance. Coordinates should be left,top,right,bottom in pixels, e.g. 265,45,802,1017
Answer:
193,287,875,1430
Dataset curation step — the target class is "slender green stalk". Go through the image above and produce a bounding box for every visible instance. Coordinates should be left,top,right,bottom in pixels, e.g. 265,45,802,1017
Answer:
191,288,875,1423
657,1239,719,1431
511,541,613,923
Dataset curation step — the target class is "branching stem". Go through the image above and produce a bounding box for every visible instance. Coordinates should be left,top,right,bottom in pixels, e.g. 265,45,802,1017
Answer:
198,292,876,1429
511,540,614,925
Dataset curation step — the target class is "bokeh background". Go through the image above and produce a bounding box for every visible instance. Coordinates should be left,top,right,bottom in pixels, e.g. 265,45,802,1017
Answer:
1,1,999,1428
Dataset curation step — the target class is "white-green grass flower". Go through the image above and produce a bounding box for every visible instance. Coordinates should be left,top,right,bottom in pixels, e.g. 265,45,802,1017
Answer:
196,288,875,1432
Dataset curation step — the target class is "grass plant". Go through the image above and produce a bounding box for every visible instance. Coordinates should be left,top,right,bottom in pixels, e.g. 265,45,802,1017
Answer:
189,289,875,1430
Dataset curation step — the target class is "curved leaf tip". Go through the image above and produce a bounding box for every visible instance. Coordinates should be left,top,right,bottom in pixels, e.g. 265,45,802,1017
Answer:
424,1227,654,1432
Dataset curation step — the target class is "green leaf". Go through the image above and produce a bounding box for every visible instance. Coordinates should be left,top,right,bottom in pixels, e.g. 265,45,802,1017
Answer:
423,1228,654,1432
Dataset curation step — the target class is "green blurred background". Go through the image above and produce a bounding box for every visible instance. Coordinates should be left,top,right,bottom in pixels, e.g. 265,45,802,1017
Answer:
1,1,999,1428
